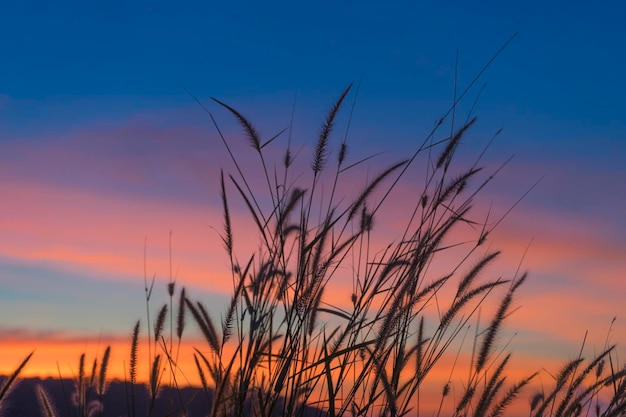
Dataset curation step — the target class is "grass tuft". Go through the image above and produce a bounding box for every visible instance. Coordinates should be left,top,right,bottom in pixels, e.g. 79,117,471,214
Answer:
11,39,626,417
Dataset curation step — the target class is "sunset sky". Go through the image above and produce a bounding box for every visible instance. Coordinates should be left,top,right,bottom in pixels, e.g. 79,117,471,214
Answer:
1,1,625,413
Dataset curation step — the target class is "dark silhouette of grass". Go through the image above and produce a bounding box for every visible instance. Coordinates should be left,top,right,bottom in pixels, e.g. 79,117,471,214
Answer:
0,350,33,413
167,38,537,415
2,36,626,417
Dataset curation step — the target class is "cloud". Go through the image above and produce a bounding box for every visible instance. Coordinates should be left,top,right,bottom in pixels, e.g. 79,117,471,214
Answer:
0,179,233,292
1,104,625,393
0,326,207,384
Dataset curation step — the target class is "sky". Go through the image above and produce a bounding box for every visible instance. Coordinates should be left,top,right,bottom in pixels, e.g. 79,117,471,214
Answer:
0,0,625,414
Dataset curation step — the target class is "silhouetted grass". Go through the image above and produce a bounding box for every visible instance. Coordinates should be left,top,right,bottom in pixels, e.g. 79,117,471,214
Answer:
2,37,625,417
168,69,536,416
0,350,33,413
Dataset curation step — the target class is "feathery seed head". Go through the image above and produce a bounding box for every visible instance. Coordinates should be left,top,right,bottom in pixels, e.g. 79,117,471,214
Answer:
442,382,450,397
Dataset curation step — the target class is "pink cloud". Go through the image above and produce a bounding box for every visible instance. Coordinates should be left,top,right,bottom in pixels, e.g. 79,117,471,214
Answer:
0,327,207,384
0,179,236,294
1,106,625,404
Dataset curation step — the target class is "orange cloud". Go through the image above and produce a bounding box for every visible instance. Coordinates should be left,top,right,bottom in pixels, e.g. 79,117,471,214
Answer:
0,328,213,387
0,179,238,293
1,110,624,417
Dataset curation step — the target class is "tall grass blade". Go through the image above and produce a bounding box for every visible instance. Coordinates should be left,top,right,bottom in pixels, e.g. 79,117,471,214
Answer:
97,346,111,396
185,297,220,354
154,304,168,344
0,350,33,406
313,83,352,175
37,384,58,417
436,117,477,169
212,97,262,153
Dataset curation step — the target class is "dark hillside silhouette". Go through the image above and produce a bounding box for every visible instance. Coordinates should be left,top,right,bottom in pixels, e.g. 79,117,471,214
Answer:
0,376,325,417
